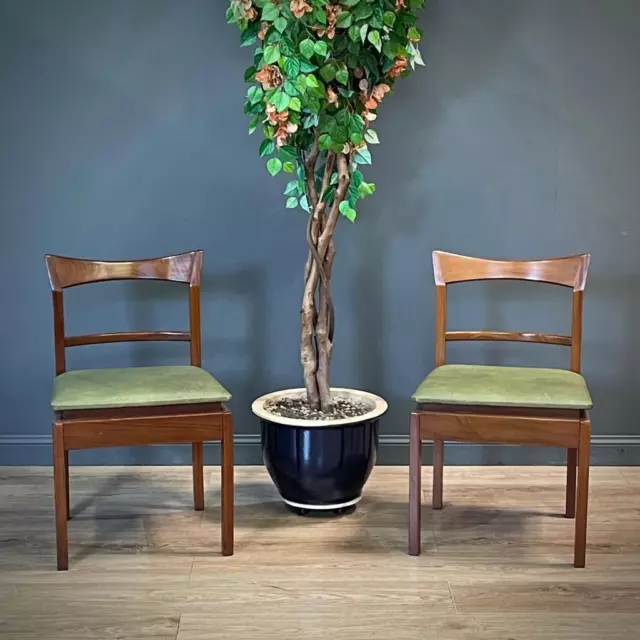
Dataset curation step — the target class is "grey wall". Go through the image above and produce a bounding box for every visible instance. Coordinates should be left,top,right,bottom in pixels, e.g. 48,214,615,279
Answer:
1,0,639,465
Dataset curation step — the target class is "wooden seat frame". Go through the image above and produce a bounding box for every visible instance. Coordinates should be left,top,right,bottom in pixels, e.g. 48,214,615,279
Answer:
408,251,591,567
46,251,233,570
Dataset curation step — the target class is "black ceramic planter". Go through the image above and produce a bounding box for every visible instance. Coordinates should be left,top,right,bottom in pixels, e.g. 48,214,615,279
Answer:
253,388,387,514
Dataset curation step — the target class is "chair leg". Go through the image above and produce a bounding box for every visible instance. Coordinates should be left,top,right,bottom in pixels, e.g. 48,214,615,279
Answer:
566,448,577,518
65,451,71,520
192,442,204,511
221,413,234,557
574,416,591,568
433,439,444,510
53,423,68,571
408,412,422,556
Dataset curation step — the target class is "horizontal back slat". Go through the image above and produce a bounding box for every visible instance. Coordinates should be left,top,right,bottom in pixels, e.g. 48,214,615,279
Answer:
445,330,572,346
46,251,202,290
64,331,191,347
433,251,590,291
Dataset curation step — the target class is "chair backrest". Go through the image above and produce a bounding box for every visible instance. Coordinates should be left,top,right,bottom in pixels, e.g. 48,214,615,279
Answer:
432,251,590,373
45,251,204,375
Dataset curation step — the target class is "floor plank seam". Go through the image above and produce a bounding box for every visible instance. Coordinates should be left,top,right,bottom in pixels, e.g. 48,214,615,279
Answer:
174,612,182,640
447,581,458,614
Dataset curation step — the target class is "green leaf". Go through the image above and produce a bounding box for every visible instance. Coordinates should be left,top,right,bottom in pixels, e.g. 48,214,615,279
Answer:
288,96,302,111
368,30,382,53
322,186,336,203
339,200,356,222
286,196,298,208
299,59,318,73
279,36,296,57
300,194,310,212
284,180,298,196
244,66,256,82
350,132,363,145
247,85,264,104
259,139,275,157
336,12,352,29
354,3,373,20
358,182,376,198
313,7,327,25
360,24,369,43
354,147,372,165
263,44,281,64
282,161,295,173
313,41,328,58
261,2,280,22
299,38,315,60
279,145,297,163
283,80,299,96
241,31,258,48
303,113,320,129
335,67,349,85
272,89,291,112
319,63,337,82
408,27,422,42
335,109,350,126
305,74,320,89
364,129,380,144
318,134,332,150
348,116,364,139
267,158,282,176
348,25,360,42
284,57,301,78
248,115,261,135
383,11,396,27
274,16,288,33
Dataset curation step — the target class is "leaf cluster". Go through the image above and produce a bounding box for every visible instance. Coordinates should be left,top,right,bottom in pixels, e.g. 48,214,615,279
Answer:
228,0,424,221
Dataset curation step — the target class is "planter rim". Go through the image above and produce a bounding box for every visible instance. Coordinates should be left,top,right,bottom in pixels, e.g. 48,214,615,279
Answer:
252,387,388,428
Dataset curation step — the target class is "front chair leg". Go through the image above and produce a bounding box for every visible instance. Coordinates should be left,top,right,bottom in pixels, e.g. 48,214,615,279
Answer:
574,417,591,568
433,439,444,510
566,448,577,518
192,442,204,511
221,412,234,556
408,413,422,556
53,423,68,571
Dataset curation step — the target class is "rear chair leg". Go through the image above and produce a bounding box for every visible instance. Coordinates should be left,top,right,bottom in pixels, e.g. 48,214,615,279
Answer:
433,439,444,510
409,413,422,556
192,442,204,511
53,423,68,571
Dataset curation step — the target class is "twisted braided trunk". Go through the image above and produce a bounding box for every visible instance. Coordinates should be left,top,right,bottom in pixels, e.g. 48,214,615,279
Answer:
300,147,351,413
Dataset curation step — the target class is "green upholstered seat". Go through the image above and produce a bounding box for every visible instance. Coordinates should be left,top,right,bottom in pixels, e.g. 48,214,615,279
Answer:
412,365,592,409
52,366,231,411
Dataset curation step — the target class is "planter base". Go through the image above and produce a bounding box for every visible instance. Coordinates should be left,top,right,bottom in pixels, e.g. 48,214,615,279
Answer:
283,495,362,511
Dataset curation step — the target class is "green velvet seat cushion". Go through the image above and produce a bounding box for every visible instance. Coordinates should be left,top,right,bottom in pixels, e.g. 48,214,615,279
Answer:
52,365,231,411
412,365,592,409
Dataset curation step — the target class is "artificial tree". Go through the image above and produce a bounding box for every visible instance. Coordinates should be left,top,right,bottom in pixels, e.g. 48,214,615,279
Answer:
228,0,424,413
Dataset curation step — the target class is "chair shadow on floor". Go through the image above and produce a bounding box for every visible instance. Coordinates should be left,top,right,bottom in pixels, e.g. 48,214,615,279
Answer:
62,472,567,564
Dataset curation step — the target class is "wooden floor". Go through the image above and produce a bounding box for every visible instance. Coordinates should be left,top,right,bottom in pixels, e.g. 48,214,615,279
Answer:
1,466,639,639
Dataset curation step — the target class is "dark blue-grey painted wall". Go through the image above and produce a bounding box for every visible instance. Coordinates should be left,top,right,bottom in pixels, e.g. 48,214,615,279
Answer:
1,0,639,464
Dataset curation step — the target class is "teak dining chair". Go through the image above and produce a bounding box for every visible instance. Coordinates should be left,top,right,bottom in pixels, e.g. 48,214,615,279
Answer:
409,251,592,568
46,251,234,570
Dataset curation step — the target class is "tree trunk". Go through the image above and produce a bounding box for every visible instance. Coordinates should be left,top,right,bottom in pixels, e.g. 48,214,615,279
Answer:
300,151,350,413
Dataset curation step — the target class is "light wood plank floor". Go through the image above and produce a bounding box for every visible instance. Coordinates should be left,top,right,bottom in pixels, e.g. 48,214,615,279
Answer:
1,466,639,639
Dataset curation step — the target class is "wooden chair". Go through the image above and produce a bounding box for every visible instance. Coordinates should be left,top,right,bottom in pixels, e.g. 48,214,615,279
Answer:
409,251,592,567
46,251,234,570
